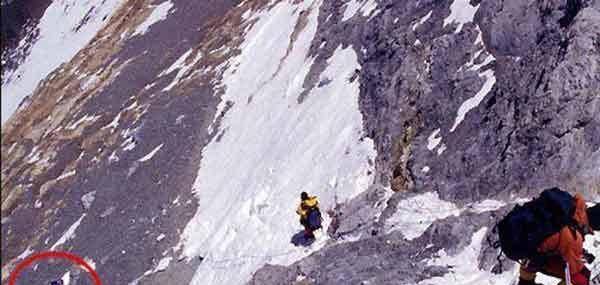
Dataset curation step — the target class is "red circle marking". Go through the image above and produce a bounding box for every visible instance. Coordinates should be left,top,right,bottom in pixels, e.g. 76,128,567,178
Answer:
8,251,102,285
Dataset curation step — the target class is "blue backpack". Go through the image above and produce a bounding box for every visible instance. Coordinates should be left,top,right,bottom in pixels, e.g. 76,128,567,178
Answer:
307,208,322,231
498,187,575,262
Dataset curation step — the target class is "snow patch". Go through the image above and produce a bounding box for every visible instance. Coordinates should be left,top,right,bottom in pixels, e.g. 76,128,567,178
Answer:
161,50,203,92
175,115,185,125
84,257,97,270
108,151,120,163
66,114,101,130
61,271,71,285
17,246,34,260
360,0,378,17
26,146,41,163
57,170,77,181
450,25,496,132
412,10,433,31
144,82,157,90
7,142,18,154
585,230,600,278
121,136,137,151
450,69,496,132
427,129,442,150
80,72,100,91
125,100,139,111
138,143,164,162
419,228,517,285
131,1,175,37
342,0,378,21
342,0,361,21
101,112,122,131
81,191,97,210
461,29,495,72
384,192,460,240
155,256,172,272
100,206,116,218
443,0,480,34
470,54,495,71
467,199,506,213
50,214,86,250
437,143,447,155
172,195,181,205
130,256,173,284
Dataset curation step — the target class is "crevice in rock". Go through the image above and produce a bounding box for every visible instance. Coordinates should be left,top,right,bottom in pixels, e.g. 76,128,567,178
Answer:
558,0,582,28
556,35,571,63
554,119,590,138
534,68,546,92
390,122,416,192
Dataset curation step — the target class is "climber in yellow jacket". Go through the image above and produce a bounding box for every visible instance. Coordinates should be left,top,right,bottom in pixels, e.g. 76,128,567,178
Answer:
296,192,321,239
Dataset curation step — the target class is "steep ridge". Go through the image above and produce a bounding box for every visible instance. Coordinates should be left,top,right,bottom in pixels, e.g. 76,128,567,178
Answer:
1,0,599,284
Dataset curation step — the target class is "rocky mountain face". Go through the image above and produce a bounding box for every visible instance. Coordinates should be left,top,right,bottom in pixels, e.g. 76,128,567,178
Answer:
1,0,599,284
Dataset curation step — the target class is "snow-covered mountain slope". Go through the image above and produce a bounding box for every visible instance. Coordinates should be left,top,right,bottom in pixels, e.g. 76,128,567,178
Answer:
1,0,126,124
1,0,599,284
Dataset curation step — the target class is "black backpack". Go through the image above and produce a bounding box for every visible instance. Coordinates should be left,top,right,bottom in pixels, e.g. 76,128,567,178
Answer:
498,187,575,262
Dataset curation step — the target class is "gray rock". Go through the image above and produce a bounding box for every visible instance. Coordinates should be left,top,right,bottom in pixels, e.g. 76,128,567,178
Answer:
252,0,599,282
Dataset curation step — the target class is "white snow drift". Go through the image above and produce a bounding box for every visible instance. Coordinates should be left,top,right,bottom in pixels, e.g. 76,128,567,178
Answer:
444,0,480,34
384,192,460,240
131,1,174,37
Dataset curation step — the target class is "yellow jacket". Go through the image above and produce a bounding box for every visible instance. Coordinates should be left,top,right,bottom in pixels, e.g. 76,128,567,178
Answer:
296,196,319,219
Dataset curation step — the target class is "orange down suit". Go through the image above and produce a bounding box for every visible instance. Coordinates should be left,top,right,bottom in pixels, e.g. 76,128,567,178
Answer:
521,193,591,283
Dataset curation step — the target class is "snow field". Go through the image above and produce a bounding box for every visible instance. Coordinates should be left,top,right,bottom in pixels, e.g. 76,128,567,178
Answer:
179,0,377,283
